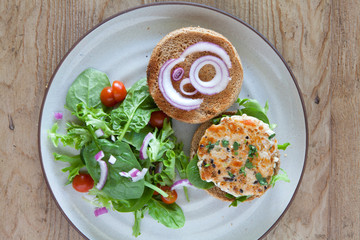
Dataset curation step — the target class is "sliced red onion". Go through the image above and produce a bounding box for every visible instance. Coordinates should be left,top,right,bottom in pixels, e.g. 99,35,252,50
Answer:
180,42,232,68
95,128,104,138
94,207,108,217
172,67,184,81
189,55,230,95
171,179,194,190
96,160,108,190
54,112,63,120
110,135,116,142
120,168,148,182
108,155,116,165
95,150,104,161
159,58,203,111
139,132,154,160
179,78,198,96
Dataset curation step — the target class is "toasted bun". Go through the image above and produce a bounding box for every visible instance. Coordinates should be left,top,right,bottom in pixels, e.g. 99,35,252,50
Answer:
190,112,280,202
147,27,243,124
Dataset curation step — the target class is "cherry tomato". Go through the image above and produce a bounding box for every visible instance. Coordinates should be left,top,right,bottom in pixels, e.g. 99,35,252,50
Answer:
100,86,116,107
149,111,170,129
72,173,94,193
160,186,178,204
112,81,127,102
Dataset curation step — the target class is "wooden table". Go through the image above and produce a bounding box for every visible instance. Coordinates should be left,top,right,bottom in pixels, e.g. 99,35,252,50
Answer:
1,0,359,239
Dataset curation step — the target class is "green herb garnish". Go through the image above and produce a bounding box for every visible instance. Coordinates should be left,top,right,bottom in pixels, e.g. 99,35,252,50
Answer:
239,166,246,176
225,194,252,207
245,159,255,169
227,171,234,178
206,142,215,152
233,141,239,150
268,133,276,140
248,145,257,158
221,140,229,147
255,173,268,186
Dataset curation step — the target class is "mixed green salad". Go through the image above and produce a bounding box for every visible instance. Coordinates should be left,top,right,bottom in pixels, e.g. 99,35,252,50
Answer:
48,68,289,237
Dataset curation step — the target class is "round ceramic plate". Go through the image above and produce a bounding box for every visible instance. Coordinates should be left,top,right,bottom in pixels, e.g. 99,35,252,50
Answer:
39,2,308,240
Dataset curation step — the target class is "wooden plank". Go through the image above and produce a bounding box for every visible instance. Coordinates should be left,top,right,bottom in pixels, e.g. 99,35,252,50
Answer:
330,0,360,239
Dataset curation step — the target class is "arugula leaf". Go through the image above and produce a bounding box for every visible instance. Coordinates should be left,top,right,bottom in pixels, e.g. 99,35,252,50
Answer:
147,120,175,162
278,142,291,150
147,199,185,229
53,153,85,184
111,78,158,139
74,102,115,137
186,155,214,189
82,139,144,200
270,168,290,187
65,68,111,112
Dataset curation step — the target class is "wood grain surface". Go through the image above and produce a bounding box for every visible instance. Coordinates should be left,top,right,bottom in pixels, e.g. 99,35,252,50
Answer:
0,0,359,239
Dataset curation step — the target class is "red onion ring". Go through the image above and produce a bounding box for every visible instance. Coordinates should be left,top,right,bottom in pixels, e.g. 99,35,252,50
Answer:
179,78,198,96
189,55,230,95
180,42,232,68
172,67,184,81
171,179,194,190
159,58,203,111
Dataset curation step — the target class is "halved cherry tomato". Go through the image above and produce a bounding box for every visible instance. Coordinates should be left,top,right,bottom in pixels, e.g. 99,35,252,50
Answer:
159,186,177,204
100,86,116,107
112,81,127,102
72,173,94,193
149,110,170,129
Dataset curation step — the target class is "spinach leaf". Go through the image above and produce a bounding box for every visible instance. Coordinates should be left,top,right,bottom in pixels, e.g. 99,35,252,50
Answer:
82,139,144,200
122,125,153,150
147,198,185,229
186,155,214,189
236,98,276,128
270,168,290,187
111,78,158,139
112,187,154,212
53,153,85,184
66,68,111,112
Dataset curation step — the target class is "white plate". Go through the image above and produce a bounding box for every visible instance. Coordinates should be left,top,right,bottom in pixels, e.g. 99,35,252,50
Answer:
39,3,308,240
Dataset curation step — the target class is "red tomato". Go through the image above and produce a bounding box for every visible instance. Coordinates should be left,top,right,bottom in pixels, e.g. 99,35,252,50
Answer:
112,81,127,102
160,186,178,204
100,86,116,107
72,173,94,193
149,111,170,129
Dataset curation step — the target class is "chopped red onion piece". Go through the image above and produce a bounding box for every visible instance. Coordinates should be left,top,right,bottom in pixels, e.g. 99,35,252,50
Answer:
139,132,154,160
171,179,194,190
108,155,116,165
95,150,104,161
111,135,116,142
94,207,108,217
172,67,184,81
95,128,104,138
119,168,148,182
54,112,63,120
96,160,108,190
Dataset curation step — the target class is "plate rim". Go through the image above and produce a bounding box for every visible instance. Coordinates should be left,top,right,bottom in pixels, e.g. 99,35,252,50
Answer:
37,2,309,240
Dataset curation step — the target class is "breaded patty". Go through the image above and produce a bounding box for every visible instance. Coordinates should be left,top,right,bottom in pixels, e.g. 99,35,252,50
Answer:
197,115,280,198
